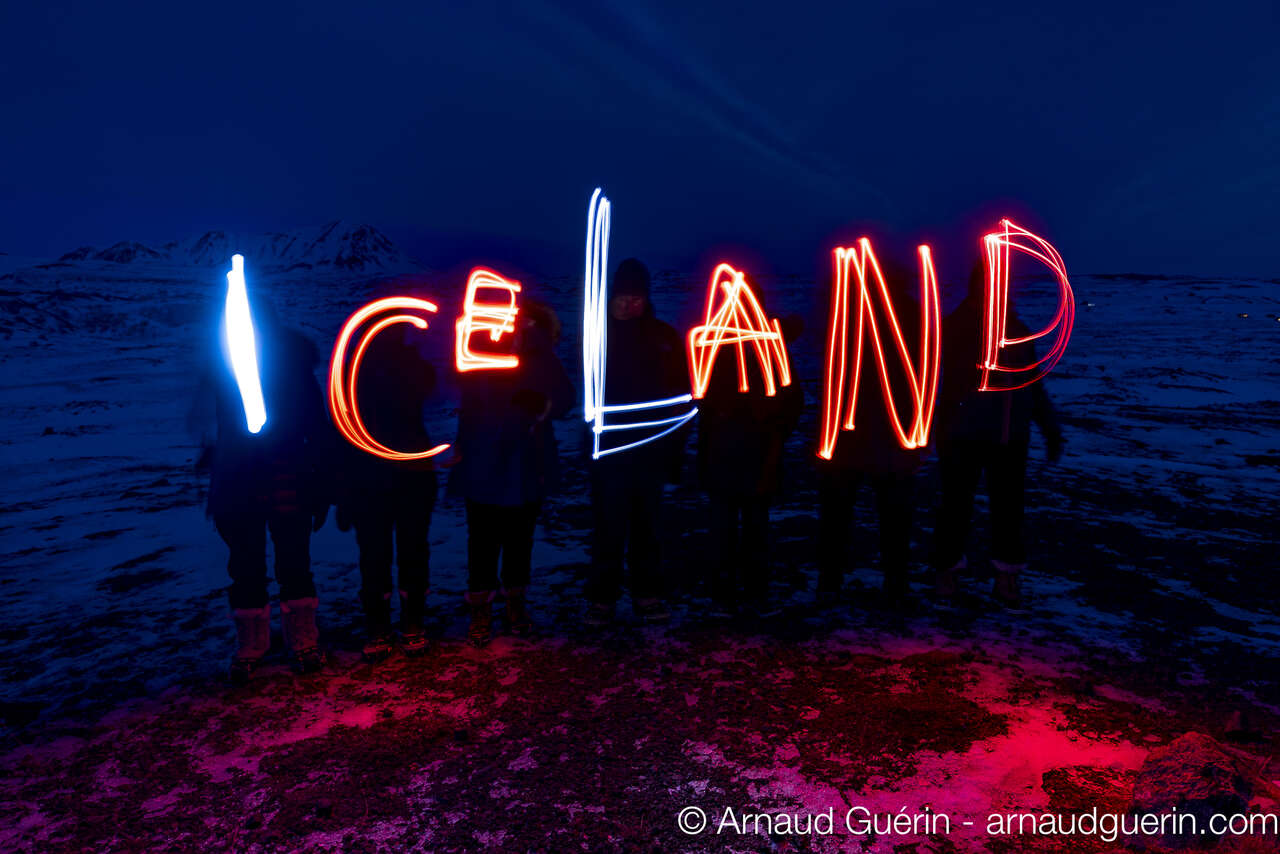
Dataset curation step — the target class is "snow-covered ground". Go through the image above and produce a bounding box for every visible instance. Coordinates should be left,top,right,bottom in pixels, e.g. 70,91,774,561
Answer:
1,228,1278,851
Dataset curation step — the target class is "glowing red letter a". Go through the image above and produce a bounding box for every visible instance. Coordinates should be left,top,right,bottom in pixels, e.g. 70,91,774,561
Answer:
687,263,792,400
818,240,941,459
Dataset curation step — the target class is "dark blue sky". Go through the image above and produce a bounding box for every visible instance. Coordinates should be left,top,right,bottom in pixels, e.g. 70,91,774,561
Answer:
2,1,1276,277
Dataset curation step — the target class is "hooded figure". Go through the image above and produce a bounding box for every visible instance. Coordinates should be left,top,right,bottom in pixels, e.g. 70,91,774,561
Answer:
334,323,441,662
584,258,690,626
449,299,574,646
190,295,335,682
815,259,927,607
930,262,1064,606
696,316,803,616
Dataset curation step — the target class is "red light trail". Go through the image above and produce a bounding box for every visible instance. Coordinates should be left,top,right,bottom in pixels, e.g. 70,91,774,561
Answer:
455,266,522,373
687,263,792,400
328,297,451,461
979,219,1075,391
818,240,941,458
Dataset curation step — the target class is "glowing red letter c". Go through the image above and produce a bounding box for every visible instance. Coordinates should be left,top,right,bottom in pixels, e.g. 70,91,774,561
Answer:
328,297,451,460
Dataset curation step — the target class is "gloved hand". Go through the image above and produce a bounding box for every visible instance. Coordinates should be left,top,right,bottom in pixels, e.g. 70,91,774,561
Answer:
1046,433,1065,464
312,504,329,532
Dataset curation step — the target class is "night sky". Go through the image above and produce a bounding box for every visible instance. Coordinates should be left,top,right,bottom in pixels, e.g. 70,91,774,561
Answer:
3,1,1276,278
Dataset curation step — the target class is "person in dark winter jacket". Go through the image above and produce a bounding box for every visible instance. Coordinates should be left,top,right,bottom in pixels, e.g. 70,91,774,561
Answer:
584,258,690,626
450,300,573,646
190,299,335,682
816,265,927,607
697,331,803,617
931,263,1065,606
334,324,441,662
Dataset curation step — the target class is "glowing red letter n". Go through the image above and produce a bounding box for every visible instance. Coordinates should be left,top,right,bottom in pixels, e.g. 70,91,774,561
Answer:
818,240,941,459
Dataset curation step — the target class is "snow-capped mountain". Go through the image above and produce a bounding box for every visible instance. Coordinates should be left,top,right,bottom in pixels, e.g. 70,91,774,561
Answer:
56,221,421,274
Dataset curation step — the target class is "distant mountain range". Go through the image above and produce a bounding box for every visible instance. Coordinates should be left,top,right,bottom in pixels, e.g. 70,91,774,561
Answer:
56,222,421,274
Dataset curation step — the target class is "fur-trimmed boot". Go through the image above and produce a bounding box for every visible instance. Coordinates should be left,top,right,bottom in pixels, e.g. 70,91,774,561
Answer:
229,605,271,685
361,591,394,663
503,586,531,637
991,560,1025,608
280,597,325,673
466,591,494,648
399,588,429,657
934,558,964,600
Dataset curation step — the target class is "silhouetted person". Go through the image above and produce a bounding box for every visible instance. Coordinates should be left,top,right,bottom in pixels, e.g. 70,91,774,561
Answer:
931,263,1064,606
697,326,803,617
190,299,334,682
584,259,689,626
450,300,573,646
816,263,925,608
334,324,440,662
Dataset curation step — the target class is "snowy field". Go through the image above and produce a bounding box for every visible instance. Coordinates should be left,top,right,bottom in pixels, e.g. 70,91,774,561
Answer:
1,227,1278,851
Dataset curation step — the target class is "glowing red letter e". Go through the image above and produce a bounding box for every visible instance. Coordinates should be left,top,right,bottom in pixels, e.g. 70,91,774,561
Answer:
455,267,522,372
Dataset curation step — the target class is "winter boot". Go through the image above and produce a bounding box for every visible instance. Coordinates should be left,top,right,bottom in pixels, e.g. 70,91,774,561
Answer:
281,597,325,673
229,605,271,685
399,589,430,657
503,587,532,637
361,591,394,663
466,592,494,648
933,558,964,600
991,560,1025,608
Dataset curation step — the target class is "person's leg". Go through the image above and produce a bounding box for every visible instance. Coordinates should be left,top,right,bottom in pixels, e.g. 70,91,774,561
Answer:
627,473,664,598
988,442,1029,605
706,493,739,608
740,497,771,605
497,502,539,591
498,502,540,634
931,440,984,583
215,513,271,681
465,501,501,645
217,513,270,610
628,472,669,620
354,508,396,652
586,466,628,615
817,473,854,594
395,476,437,643
874,473,915,601
269,511,323,671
